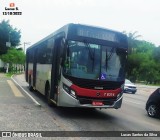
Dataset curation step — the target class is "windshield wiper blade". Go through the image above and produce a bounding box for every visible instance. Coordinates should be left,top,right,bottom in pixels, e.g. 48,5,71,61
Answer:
84,41,95,71
105,47,115,70
84,41,94,60
107,47,114,60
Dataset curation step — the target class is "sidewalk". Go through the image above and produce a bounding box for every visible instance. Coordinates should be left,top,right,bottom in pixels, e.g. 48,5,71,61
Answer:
0,73,10,82
0,73,63,133
0,72,6,77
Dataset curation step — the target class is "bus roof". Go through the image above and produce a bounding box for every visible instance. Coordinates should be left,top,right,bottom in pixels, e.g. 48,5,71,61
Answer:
27,23,127,51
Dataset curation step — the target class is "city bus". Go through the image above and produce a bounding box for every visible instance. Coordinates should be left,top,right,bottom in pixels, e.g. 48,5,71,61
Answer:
25,23,128,109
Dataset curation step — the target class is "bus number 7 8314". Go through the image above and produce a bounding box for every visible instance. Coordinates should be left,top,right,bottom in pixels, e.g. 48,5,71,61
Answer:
25,23,128,109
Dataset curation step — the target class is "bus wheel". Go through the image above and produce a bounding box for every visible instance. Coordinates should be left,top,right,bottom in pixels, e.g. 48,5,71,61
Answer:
29,84,34,91
45,84,52,106
29,75,33,91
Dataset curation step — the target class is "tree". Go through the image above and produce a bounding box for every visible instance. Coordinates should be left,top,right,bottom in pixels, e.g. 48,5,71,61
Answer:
0,20,21,55
127,53,142,81
142,62,160,84
0,48,25,72
136,41,155,53
153,46,160,63
0,48,25,64
123,31,141,54
125,35,160,84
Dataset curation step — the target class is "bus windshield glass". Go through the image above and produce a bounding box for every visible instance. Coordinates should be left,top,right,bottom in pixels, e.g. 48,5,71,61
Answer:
63,40,126,81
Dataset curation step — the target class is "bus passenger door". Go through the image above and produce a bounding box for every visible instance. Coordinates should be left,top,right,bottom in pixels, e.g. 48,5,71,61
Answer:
50,37,63,103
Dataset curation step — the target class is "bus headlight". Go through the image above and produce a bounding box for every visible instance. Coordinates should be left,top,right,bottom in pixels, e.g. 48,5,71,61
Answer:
70,90,76,98
117,93,121,99
116,84,124,100
121,84,124,91
63,83,77,99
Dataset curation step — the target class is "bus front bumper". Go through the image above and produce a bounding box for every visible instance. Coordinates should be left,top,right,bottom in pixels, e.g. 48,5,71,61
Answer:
57,89,123,109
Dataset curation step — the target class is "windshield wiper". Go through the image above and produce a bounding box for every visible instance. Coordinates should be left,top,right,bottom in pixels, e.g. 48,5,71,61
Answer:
84,41,94,60
105,47,115,70
107,47,115,60
84,41,95,71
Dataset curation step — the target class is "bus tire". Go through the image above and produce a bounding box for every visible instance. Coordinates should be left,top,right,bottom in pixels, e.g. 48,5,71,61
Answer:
29,75,33,91
45,83,52,106
29,84,34,91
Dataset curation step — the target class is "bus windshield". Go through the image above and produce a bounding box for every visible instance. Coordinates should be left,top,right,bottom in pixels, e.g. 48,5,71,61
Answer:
63,40,126,81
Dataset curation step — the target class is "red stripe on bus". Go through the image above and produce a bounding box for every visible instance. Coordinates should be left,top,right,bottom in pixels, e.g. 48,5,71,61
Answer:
71,84,121,98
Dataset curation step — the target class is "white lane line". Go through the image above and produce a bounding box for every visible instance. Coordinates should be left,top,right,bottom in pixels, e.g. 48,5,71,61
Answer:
7,80,24,97
11,75,41,106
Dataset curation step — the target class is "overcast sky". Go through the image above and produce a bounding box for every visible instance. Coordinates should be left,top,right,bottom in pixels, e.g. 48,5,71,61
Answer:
0,0,160,50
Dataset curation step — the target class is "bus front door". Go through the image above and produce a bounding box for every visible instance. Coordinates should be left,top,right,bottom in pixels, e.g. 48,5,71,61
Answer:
50,37,63,105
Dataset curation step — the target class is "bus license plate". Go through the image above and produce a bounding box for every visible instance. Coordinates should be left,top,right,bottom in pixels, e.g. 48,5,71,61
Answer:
92,101,103,106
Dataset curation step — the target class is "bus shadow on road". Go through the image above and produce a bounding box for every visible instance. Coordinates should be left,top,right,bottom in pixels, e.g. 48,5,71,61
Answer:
52,107,117,120
26,88,118,120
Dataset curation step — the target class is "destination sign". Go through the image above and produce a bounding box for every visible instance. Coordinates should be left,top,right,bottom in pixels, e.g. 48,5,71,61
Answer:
77,27,117,42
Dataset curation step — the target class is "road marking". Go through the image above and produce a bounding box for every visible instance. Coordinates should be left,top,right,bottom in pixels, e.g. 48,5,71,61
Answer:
11,75,41,106
7,80,24,97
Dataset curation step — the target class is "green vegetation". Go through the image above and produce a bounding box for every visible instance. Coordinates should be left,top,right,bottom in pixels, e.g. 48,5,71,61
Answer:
0,48,25,72
125,32,160,85
0,48,25,64
0,20,25,73
5,73,13,77
0,20,21,55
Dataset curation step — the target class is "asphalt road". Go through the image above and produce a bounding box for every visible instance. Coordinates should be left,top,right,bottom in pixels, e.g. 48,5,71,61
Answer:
0,73,160,140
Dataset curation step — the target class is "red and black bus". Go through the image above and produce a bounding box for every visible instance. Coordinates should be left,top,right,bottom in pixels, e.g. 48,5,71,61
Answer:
25,23,128,109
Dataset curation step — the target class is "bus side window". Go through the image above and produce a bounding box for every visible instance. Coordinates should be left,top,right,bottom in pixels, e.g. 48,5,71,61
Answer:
45,49,52,64
46,38,54,64
37,41,52,64
37,48,52,64
37,49,44,64
28,51,34,63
